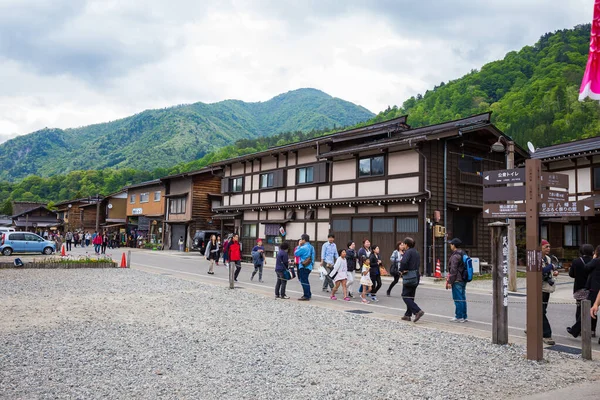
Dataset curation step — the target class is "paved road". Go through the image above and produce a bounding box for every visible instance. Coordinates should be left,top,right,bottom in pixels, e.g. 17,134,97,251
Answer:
15,245,599,353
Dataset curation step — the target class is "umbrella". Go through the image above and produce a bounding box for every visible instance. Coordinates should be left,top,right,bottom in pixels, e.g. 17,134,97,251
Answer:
579,0,600,101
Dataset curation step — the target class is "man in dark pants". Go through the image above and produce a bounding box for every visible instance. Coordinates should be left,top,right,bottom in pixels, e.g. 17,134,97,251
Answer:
295,234,316,301
399,237,424,322
541,240,559,345
567,244,594,338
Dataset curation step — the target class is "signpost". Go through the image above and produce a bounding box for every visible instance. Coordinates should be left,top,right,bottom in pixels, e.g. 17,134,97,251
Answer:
539,199,595,217
541,172,569,188
483,203,526,219
483,186,526,202
483,168,525,185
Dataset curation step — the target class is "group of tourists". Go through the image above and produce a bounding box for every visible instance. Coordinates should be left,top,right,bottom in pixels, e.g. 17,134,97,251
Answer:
52,230,122,255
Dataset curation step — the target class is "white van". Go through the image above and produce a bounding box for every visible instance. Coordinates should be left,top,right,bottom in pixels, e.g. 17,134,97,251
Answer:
0,227,16,234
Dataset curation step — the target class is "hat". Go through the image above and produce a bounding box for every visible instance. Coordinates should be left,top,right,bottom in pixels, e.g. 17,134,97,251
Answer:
541,240,550,246
448,238,462,246
257,238,263,243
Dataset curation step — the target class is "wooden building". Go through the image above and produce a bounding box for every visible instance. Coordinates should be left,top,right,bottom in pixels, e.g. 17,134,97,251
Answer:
102,190,128,231
125,180,165,245
161,167,223,250
532,136,600,262
212,113,527,273
55,196,105,232
12,205,61,232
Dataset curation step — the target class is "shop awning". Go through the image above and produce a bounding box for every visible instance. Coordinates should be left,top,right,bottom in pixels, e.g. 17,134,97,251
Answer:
212,213,241,220
103,223,126,228
260,220,291,225
447,202,483,210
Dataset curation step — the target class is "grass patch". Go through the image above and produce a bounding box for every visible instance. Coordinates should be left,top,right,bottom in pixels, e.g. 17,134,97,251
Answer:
471,271,527,281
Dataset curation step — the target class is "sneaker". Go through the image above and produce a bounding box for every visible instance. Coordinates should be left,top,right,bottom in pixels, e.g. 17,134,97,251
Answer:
343,297,351,301
566,327,579,338
281,296,290,299
386,292,391,297
371,296,378,302
348,292,354,298
459,318,468,323
543,337,555,345
413,310,425,323
361,298,370,304
322,288,329,292
275,296,280,299
401,316,411,321
449,318,462,323
330,295,337,300
298,297,309,301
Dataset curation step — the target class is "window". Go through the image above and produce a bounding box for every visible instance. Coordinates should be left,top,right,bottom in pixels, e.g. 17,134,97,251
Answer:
332,219,350,232
297,167,314,184
231,177,243,193
359,156,385,177
352,218,370,232
140,192,149,203
397,217,419,232
458,158,482,174
243,224,257,238
373,218,394,233
129,194,135,204
169,197,187,214
260,172,274,188
452,212,474,246
564,225,580,247
594,167,600,191
154,191,161,201
540,225,548,241
9,233,25,241
25,233,41,241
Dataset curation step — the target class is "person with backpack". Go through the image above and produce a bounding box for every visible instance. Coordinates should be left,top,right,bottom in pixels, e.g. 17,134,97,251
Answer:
399,237,424,322
251,238,266,282
446,238,468,323
387,241,405,296
294,234,315,301
567,244,594,338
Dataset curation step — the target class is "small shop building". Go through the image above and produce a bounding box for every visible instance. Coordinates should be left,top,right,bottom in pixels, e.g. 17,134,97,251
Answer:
125,180,165,247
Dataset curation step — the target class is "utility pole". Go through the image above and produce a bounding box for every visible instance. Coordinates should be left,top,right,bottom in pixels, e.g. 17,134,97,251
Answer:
507,141,518,292
95,194,101,232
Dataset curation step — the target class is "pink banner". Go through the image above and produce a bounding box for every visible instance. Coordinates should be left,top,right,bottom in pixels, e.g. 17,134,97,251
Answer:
580,0,600,101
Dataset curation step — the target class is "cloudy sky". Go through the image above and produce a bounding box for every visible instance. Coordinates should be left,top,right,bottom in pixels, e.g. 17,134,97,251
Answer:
0,0,593,142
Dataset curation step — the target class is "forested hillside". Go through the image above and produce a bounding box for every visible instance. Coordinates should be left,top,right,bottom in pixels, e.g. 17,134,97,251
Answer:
0,88,373,181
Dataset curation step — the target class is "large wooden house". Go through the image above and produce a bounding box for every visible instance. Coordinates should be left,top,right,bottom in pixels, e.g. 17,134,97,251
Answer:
212,113,528,273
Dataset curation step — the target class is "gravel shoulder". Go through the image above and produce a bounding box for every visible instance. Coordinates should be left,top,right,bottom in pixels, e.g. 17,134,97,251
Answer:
1,269,599,399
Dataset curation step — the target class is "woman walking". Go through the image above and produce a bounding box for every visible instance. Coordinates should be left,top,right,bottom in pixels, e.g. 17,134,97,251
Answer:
92,233,102,255
204,235,219,275
585,246,600,343
567,244,594,338
329,249,350,301
101,232,108,254
216,235,222,266
399,237,425,322
387,242,405,296
275,242,290,299
346,241,357,298
368,245,383,301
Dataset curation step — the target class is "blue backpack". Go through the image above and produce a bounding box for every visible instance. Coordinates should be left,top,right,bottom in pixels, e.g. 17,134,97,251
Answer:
461,254,473,283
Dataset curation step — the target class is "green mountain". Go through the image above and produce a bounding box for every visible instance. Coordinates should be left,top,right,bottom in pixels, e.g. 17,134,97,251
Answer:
0,88,374,181
371,23,600,148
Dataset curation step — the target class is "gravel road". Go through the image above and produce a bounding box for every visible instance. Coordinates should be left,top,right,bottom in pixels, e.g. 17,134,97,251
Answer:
1,269,598,399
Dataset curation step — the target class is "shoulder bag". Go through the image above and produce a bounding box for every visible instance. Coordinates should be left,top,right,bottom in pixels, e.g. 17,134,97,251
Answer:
402,269,419,287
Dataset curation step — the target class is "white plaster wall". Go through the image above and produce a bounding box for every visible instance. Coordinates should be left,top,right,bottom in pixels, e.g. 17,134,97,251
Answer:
317,223,329,241
297,148,317,164
358,180,386,197
287,169,296,187
245,176,252,191
268,210,284,220
388,177,420,195
285,223,305,240
331,207,356,214
253,160,260,171
277,190,286,202
261,157,277,171
244,211,258,220
358,205,385,214
252,193,259,204
566,170,576,193
278,156,287,169
258,224,266,238
244,194,251,204
261,191,276,203
318,186,330,199
318,208,330,219
231,164,244,176
332,183,355,198
388,151,420,175
287,189,295,202
332,159,356,181
288,153,296,167
252,175,259,190
230,195,243,206
225,165,231,177
296,187,317,201
295,209,305,219
223,196,230,206
305,222,316,241
578,168,591,192
387,204,419,213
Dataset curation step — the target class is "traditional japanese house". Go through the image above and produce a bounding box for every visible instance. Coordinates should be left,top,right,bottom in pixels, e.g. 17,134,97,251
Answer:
12,205,61,232
125,180,165,245
55,196,105,232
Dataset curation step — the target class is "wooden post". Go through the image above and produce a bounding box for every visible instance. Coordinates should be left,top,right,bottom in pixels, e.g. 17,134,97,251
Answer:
490,221,509,345
229,261,235,289
525,159,543,361
127,250,131,268
95,195,101,233
582,299,592,360
506,141,518,293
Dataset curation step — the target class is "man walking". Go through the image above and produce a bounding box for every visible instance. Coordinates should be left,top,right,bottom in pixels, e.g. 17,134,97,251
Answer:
228,234,243,282
446,238,468,323
321,234,338,292
295,234,316,301
65,231,73,251
540,239,559,345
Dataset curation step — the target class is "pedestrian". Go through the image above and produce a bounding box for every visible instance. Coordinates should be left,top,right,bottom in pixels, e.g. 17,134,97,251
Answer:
387,241,405,296
346,241,357,298
251,238,266,282
585,245,600,344
293,239,302,276
85,231,91,247
43,230,49,239
540,239,560,345
567,244,595,338
360,258,373,304
93,233,102,255
294,234,316,301
275,242,290,299
320,234,338,292
216,235,222,266
399,237,425,322
178,236,184,252
357,239,371,295
222,234,232,264
446,238,468,323
73,232,79,248
55,231,63,250
101,232,108,254
205,234,218,275
368,245,382,301
65,231,73,251
228,234,243,281
329,249,350,301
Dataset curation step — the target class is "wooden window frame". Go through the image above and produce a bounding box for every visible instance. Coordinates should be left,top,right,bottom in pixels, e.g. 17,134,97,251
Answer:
358,155,385,178
139,192,149,203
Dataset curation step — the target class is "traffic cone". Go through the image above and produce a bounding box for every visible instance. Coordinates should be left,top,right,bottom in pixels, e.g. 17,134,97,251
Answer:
60,243,66,257
434,259,442,278
120,253,127,268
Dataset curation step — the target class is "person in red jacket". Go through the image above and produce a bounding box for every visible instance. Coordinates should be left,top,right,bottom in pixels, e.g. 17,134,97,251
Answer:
227,233,243,282
92,232,103,255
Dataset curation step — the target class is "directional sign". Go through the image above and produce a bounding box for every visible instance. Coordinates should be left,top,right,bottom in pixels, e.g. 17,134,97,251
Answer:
539,198,595,217
483,203,526,219
540,172,569,189
483,168,525,185
539,190,568,202
483,186,526,202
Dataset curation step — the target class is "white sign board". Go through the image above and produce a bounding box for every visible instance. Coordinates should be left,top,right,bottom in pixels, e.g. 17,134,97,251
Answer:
132,208,143,215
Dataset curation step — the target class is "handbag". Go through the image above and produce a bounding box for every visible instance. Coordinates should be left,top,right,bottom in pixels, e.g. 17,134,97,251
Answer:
402,269,419,287
542,279,556,293
283,269,292,280
574,288,589,301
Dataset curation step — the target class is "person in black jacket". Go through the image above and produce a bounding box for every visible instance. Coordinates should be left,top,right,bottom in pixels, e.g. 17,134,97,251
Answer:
567,244,594,338
399,237,425,322
345,241,357,298
369,245,382,301
585,245,600,343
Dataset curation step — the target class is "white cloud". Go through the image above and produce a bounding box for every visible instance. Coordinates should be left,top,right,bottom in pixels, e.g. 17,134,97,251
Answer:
0,0,593,141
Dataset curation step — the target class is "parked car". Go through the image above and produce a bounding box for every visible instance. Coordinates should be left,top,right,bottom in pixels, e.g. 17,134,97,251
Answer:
0,227,16,234
1,232,56,256
192,230,221,254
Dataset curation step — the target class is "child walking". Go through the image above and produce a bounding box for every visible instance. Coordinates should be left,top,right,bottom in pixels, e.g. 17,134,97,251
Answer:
330,249,350,301
251,238,266,282
360,258,373,304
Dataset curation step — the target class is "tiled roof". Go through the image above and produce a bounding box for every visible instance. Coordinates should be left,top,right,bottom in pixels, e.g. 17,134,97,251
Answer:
532,136,600,161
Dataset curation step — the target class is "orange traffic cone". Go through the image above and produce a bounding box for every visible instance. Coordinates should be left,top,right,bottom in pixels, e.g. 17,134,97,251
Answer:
120,253,127,268
60,243,66,257
434,259,442,278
